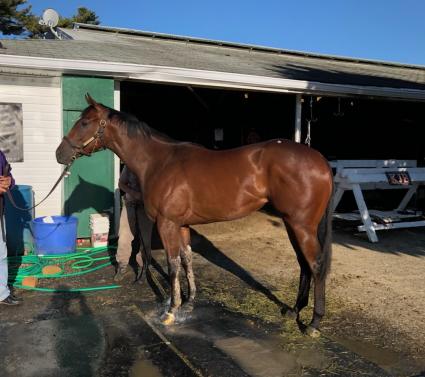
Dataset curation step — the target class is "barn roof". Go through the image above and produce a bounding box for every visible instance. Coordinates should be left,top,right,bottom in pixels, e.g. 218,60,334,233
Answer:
1,23,425,99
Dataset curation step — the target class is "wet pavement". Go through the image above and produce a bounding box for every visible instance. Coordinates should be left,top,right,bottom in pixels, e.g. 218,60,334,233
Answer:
0,297,410,377
1,315,105,377
141,302,395,377
1,242,424,377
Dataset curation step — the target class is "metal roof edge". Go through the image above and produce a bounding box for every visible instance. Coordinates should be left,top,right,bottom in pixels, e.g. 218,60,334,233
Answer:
72,23,425,72
1,54,425,101
56,28,75,40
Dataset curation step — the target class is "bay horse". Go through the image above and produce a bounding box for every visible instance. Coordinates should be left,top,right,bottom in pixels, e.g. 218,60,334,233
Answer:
56,94,333,337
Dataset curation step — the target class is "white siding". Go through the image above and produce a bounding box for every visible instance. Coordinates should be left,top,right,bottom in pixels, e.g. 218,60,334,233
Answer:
0,72,62,218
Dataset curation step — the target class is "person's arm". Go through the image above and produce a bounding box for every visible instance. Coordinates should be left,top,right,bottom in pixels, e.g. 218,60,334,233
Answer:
119,167,142,201
119,181,142,201
0,153,14,194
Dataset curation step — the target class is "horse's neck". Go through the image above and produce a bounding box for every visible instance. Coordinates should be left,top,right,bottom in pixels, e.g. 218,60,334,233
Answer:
110,131,171,183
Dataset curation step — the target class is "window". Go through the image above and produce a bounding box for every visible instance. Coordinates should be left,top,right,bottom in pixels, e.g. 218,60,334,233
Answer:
0,103,23,162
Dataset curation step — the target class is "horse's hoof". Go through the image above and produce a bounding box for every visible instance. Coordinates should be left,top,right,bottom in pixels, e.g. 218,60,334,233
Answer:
305,326,321,338
281,307,297,320
161,312,175,326
182,301,194,313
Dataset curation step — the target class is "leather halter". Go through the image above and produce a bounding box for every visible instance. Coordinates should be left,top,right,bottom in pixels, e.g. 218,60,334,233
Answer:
63,119,107,159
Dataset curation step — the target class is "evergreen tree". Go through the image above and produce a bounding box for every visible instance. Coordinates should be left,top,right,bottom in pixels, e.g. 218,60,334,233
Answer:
0,0,32,36
0,1,100,38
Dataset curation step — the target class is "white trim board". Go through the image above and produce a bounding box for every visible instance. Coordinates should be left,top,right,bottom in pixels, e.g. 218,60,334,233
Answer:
113,80,121,237
1,55,425,100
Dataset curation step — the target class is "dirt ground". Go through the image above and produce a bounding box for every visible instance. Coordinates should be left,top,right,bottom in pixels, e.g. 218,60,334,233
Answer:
1,210,425,377
188,210,425,374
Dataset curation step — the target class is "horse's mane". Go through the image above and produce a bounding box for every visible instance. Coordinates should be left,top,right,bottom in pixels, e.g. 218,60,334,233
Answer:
106,107,152,138
106,107,190,145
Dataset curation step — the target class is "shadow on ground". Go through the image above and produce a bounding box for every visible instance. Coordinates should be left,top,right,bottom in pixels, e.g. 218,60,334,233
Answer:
333,219,425,257
189,228,291,312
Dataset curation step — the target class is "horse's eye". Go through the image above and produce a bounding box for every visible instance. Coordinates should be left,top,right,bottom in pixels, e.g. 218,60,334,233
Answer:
81,120,88,127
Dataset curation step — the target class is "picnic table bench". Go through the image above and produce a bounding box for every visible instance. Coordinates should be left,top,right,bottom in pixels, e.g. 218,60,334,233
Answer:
330,159,425,242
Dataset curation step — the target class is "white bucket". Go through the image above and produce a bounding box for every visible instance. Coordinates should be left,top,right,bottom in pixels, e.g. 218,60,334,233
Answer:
90,213,110,248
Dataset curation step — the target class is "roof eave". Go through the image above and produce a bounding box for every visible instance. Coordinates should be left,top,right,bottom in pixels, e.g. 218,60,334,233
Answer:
1,54,425,101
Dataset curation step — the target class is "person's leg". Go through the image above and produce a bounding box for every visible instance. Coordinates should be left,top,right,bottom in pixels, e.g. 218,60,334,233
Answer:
135,204,154,282
115,203,137,280
0,228,10,301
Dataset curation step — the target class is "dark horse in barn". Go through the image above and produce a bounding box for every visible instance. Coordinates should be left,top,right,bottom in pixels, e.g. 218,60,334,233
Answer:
56,94,333,337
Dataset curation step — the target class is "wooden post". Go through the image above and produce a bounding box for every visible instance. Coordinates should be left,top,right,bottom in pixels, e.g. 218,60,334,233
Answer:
294,94,302,143
396,184,418,211
332,186,346,212
352,183,379,242
114,80,121,238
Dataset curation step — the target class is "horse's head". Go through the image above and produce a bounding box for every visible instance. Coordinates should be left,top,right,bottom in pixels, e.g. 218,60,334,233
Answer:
56,94,110,165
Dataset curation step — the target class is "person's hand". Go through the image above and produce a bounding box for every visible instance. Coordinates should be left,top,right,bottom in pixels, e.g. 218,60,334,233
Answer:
0,176,12,193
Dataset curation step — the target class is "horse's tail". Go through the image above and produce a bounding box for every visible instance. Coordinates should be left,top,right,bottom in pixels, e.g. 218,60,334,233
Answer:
317,184,334,280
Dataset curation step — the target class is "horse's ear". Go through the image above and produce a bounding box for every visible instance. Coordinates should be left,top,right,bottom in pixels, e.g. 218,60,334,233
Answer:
85,93,98,107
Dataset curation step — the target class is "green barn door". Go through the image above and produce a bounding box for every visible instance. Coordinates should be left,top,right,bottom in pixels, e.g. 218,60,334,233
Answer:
62,76,115,237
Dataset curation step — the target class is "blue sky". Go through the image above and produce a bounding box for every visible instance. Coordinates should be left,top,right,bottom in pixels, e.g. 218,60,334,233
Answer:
23,1,425,65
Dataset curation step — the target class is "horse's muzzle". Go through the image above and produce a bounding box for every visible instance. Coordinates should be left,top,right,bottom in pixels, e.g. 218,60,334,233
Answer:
56,139,75,165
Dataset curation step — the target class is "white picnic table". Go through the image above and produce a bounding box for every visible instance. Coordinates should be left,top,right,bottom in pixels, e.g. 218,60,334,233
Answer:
330,160,425,242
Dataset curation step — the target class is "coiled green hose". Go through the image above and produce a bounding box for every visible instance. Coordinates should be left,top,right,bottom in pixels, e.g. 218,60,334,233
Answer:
8,246,121,292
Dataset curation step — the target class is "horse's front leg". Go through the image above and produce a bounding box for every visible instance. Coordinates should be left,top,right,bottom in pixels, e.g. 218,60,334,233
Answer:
157,217,183,325
180,226,196,311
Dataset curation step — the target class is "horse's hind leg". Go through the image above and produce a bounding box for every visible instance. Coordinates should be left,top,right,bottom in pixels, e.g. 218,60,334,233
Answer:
180,226,196,311
284,222,312,319
285,221,325,337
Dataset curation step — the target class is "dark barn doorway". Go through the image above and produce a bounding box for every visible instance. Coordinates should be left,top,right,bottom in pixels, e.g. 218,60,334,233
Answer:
121,81,295,149
302,96,425,163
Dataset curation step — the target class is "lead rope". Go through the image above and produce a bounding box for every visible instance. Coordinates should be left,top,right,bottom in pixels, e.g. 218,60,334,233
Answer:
305,120,311,147
304,96,316,147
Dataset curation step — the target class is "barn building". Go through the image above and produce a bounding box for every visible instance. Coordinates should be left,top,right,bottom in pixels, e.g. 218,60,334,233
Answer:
1,23,425,238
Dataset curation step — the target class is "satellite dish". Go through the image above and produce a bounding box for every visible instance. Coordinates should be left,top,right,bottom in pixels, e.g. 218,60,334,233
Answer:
39,8,62,39
40,8,59,28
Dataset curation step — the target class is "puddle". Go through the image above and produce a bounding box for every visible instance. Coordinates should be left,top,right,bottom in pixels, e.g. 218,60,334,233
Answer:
293,347,329,370
336,337,401,367
214,336,300,377
130,356,163,377
334,336,425,375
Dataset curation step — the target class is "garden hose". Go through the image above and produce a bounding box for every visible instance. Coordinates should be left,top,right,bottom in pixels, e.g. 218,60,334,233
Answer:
12,285,120,292
7,246,121,292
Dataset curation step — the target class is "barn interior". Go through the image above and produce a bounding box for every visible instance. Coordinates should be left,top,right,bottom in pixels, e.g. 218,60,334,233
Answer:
309,96,425,163
121,81,425,162
121,81,295,149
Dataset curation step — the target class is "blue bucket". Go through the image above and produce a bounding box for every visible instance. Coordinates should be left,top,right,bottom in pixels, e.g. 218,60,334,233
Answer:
5,185,34,255
31,216,78,255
